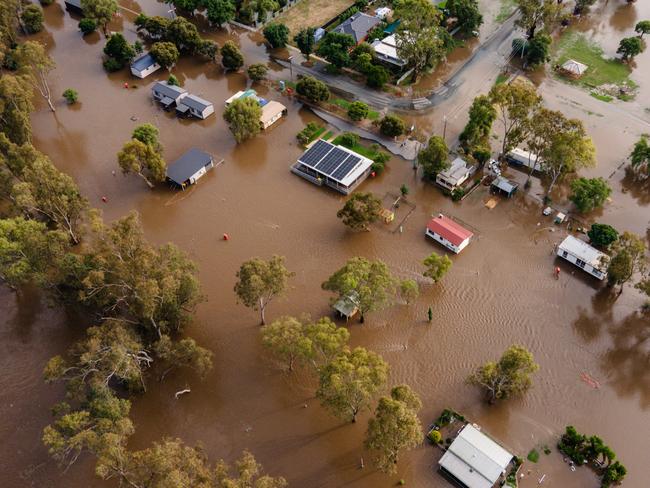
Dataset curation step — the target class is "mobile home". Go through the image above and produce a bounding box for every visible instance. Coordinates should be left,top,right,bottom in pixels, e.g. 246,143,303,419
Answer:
556,235,608,280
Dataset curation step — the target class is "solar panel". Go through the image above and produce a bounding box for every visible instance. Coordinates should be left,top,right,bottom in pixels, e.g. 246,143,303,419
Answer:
331,155,361,181
315,147,349,175
300,140,332,167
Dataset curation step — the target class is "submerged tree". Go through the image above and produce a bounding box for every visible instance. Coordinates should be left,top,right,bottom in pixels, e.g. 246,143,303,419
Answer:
515,0,562,39
263,22,289,48
294,27,316,61
336,192,382,231
322,257,398,323
234,255,293,325
0,74,35,145
261,316,312,371
15,41,56,112
459,95,496,153
607,231,647,294
399,279,419,304
423,252,452,283
317,347,389,422
489,81,541,157
446,0,483,35
81,0,118,34
418,135,449,180
150,41,179,70
223,97,262,143
617,36,644,61
587,223,619,249
365,385,423,473
117,139,166,188
221,40,244,70
467,344,539,403
629,135,650,177
247,63,268,82
569,177,611,213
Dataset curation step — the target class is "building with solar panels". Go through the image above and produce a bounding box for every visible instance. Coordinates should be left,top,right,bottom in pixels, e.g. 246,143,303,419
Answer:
290,140,374,195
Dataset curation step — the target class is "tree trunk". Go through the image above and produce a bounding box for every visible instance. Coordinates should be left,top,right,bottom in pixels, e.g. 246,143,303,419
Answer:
260,298,266,325
359,313,365,324
46,95,55,112
138,172,155,188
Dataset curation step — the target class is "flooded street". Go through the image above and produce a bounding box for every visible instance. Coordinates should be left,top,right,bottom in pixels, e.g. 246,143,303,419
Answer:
2,1,650,487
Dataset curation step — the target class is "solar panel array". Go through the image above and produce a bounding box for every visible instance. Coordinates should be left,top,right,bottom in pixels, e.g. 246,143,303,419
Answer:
298,141,365,183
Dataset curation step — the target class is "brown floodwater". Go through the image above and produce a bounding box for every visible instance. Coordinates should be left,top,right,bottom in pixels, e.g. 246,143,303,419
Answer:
2,1,650,487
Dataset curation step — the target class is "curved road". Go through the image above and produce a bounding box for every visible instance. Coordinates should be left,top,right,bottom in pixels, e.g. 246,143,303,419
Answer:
274,14,520,113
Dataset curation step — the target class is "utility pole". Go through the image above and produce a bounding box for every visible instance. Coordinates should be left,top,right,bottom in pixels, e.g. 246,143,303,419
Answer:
442,115,448,141
288,55,293,81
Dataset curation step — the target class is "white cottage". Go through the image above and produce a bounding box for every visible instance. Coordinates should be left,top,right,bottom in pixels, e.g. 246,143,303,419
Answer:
176,94,214,119
436,157,474,190
130,53,161,79
557,235,609,280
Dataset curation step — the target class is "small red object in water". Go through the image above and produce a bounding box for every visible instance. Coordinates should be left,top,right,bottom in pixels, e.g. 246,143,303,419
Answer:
555,267,560,274
123,82,129,89
223,233,229,241
370,171,376,178
101,196,107,202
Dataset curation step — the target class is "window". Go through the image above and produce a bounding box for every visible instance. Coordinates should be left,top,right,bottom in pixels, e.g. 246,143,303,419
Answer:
576,258,586,268
562,251,568,258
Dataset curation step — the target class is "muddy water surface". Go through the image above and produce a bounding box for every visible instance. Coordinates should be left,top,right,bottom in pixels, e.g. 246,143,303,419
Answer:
2,1,650,488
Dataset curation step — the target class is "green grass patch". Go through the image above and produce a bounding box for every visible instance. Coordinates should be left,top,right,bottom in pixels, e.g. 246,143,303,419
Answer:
330,98,380,120
527,449,540,463
332,135,379,159
590,92,613,102
322,130,334,140
495,73,509,85
496,0,517,23
554,32,633,90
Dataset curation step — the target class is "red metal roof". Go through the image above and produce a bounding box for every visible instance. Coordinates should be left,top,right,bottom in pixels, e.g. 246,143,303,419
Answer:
426,215,473,247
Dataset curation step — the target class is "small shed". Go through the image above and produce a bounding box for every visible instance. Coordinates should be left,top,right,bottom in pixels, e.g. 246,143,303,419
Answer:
176,94,214,119
152,81,187,109
64,0,83,15
260,100,287,129
374,7,392,19
167,148,214,189
333,293,359,321
561,59,588,78
490,176,518,198
130,53,161,79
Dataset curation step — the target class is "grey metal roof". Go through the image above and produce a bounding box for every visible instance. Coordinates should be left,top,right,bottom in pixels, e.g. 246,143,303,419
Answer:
131,53,157,71
491,176,518,194
179,94,213,111
439,424,513,488
65,0,82,9
152,81,186,100
333,13,381,43
167,148,212,185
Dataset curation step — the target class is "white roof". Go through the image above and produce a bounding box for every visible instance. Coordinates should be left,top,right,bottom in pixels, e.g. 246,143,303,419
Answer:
558,235,608,271
439,424,513,488
260,100,286,125
371,35,406,65
375,7,392,18
438,157,472,183
562,59,588,76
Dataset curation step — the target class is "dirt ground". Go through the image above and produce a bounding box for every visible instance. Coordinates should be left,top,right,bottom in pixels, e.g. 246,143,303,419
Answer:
275,0,356,35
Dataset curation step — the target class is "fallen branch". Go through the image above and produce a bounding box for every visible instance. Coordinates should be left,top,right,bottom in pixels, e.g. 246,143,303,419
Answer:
175,388,191,399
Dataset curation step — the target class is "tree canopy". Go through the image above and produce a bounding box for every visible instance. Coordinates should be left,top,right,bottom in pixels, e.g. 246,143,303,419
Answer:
459,95,496,153
234,255,293,325
247,63,268,82
223,97,262,143
322,257,398,323
629,135,650,176
380,114,406,137
263,23,289,48
606,231,647,292
365,385,423,473
617,36,644,60
221,40,244,70
336,192,382,231
587,223,619,249
317,347,389,422
317,32,355,68
569,177,611,213
150,41,180,70
81,0,118,33
418,135,449,180
395,0,445,79
515,0,562,39
468,344,539,403
635,20,650,38
294,27,316,61
423,252,452,282
296,76,330,103
447,0,483,35
117,139,166,188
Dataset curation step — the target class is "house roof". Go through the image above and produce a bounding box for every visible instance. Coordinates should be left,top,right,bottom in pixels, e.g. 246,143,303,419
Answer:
179,94,213,111
333,12,381,43
427,214,473,247
65,0,82,9
371,35,406,66
131,53,157,71
558,235,609,271
439,424,514,488
438,157,473,184
167,148,213,185
152,81,186,99
333,292,359,317
260,100,286,125
562,59,588,76
491,176,518,194
297,139,374,188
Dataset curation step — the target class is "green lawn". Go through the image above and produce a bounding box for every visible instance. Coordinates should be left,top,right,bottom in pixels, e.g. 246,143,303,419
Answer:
495,73,509,85
330,98,380,120
332,135,380,159
553,32,634,91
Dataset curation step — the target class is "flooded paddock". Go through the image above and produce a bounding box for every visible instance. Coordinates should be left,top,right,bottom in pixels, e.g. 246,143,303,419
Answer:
1,1,650,487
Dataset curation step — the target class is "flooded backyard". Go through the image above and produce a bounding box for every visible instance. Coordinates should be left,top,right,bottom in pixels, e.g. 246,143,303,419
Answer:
2,1,650,487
